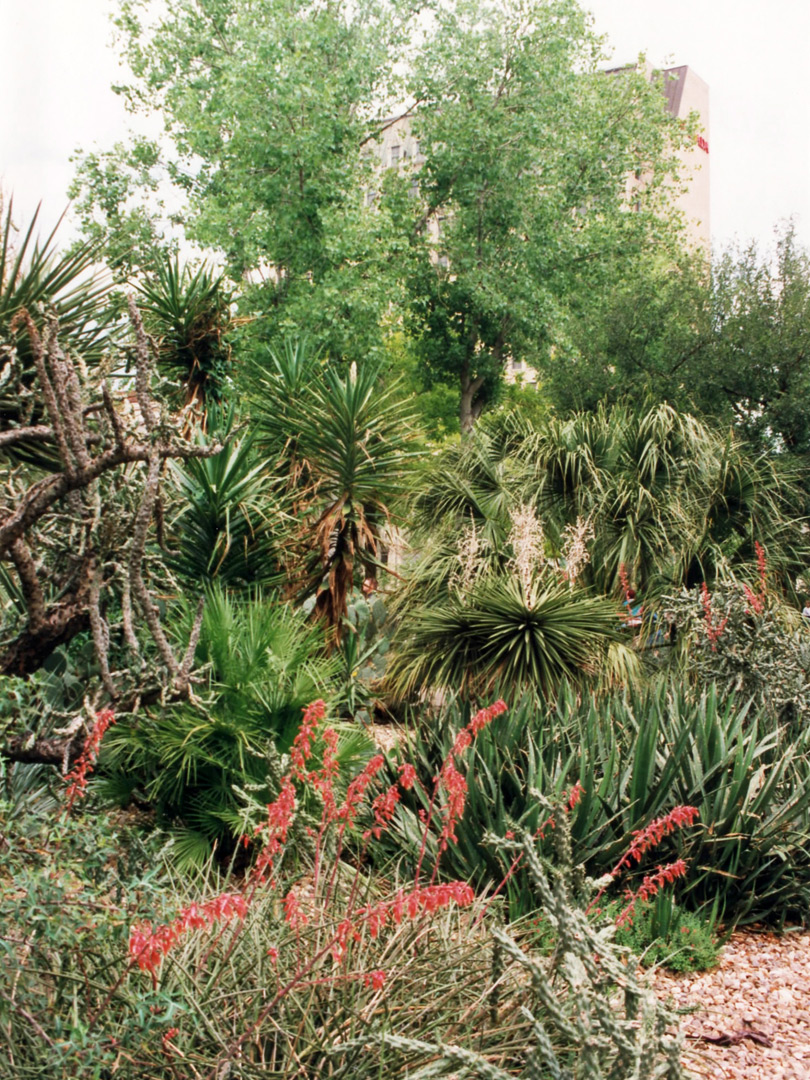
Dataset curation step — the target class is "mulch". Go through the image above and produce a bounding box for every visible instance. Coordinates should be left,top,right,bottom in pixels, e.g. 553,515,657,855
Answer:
651,929,810,1079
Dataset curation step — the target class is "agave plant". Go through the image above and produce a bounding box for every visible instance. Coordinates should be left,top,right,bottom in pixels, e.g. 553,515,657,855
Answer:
378,681,810,926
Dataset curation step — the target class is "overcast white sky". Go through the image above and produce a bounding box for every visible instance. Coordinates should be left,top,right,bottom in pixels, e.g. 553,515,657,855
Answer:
2,0,809,254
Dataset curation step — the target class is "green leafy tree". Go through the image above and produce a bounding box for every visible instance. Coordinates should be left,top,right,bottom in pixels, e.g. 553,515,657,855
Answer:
68,136,175,278
546,246,713,414
548,223,810,466
402,3,694,431
99,0,421,363
79,0,693,414
705,223,810,455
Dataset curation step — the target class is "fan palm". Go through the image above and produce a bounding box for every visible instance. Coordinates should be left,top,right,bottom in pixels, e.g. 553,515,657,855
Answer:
101,588,365,868
393,402,809,683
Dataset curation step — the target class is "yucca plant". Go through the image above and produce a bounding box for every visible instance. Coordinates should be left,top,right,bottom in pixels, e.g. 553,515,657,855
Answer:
167,407,282,589
387,571,621,700
0,199,113,467
248,343,420,632
134,255,234,420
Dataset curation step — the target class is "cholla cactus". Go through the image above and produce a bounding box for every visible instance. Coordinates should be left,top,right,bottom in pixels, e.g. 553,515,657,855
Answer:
342,798,685,1079
486,822,684,1079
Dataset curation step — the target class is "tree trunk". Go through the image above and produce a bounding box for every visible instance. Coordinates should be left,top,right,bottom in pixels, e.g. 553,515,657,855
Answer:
459,361,485,437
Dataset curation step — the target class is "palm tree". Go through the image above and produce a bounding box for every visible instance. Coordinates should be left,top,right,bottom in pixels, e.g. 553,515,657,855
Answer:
100,587,369,868
388,401,809,699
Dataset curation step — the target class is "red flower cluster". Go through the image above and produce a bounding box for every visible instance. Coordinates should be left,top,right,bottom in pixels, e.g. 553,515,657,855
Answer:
398,762,417,790
438,760,468,851
616,806,700,875
338,754,385,832
365,782,402,841
468,699,508,737
290,699,326,781
251,775,297,881
359,881,475,939
742,541,768,614
566,781,584,811
440,700,507,850
129,892,247,978
64,709,116,811
616,859,688,928
700,583,727,650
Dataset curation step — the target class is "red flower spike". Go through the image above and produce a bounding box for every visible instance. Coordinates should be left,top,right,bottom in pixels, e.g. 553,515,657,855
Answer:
438,759,468,851
615,807,699,876
252,775,296,882
615,860,688,928
566,781,585,811
701,583,728,649
290,699,326,781
129,892,246,976
64,709,116,811
338,754,385,832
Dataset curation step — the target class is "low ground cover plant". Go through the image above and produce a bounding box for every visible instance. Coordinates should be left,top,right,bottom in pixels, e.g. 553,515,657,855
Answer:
612,895,722,973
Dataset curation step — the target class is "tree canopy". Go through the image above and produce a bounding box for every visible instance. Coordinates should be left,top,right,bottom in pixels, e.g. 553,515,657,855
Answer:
76,0,696,427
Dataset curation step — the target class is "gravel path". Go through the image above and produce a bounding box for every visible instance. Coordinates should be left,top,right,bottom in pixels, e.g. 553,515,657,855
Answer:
653,929,810,1079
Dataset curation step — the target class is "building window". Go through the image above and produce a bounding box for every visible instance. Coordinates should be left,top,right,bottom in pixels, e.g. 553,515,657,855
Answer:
390,145,400,166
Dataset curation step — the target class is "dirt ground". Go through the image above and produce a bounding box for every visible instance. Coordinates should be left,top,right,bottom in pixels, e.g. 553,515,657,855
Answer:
652,929,810,1079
